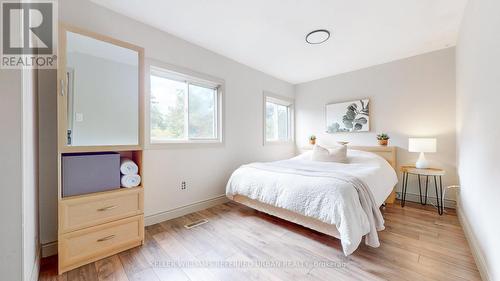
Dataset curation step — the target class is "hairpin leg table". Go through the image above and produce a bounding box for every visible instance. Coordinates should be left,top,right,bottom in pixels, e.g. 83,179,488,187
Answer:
400,165,446,215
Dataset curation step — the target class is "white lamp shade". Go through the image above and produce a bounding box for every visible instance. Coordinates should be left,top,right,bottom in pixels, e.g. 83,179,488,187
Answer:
408,138,436,153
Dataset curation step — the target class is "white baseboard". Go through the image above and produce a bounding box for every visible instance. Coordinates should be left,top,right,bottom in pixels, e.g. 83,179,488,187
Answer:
457,195,491,281
40,195,229,257
41,241,58,258
396,191,456,208
145,195,229,226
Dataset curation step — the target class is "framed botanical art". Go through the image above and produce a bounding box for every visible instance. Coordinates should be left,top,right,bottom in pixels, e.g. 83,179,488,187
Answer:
326,99,370,133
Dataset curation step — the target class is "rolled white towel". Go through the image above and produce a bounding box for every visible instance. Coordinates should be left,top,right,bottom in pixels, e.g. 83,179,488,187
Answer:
121,174,141,188
120,158,138,175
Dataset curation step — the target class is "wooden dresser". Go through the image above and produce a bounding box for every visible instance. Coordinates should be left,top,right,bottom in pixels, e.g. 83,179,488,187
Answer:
56,151,144,273
56,24,145,273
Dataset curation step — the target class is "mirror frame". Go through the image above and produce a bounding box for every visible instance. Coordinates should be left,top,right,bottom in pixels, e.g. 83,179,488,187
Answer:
57,23,144,152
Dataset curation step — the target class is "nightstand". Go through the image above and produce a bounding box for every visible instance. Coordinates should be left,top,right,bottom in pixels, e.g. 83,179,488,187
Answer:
400,165,445,215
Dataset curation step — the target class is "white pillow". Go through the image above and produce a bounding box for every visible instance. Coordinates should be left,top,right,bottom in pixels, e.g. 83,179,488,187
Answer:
311,144,347,163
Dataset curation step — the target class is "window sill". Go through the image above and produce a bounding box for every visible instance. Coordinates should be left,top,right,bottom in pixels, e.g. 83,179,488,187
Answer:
146,140,224,150
264,140,295,146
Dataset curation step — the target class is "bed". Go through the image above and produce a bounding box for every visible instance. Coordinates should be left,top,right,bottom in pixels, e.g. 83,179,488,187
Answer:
226,146,398,255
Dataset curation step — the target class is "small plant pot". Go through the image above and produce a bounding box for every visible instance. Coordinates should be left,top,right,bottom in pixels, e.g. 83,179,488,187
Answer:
378,139,388,146
309,139,316,145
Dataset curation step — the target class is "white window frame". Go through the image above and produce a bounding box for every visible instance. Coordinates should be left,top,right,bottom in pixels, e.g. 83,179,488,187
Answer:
263,91,294,145
146,60,224,148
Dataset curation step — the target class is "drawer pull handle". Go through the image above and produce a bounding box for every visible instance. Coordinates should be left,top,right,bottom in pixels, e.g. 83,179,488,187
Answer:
97,205,118,211
97,235,116,242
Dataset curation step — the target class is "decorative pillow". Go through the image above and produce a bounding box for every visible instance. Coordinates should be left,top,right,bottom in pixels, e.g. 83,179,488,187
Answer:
311,144,347,163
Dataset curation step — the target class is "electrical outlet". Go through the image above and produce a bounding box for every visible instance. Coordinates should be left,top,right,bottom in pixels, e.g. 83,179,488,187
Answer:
181,181,187,190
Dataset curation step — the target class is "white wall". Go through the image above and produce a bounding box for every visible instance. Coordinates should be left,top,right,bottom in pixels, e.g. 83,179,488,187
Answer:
38,0,295,249
295,48,457,204
456,0,500,280
0,68,39,280
0,69,23,281
38,70,58,251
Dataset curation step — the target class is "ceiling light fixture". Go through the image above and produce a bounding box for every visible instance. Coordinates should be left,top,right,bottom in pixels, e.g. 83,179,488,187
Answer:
305,29,331,44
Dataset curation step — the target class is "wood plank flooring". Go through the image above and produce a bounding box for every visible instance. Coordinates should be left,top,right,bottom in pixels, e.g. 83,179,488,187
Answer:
39,201,481,281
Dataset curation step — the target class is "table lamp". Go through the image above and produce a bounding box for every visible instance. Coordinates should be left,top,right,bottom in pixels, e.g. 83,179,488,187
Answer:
408,138,436,169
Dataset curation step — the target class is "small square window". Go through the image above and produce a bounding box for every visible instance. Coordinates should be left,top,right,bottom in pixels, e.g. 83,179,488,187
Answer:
264,93,294,144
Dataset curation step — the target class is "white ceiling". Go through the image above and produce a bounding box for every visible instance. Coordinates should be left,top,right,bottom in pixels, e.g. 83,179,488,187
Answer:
91,0,468,84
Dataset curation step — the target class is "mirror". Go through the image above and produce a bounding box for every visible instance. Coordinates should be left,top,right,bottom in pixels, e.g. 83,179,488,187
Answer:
65,31,139,146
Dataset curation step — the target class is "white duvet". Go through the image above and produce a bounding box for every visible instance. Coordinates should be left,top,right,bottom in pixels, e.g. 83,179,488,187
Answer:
226,149,398,255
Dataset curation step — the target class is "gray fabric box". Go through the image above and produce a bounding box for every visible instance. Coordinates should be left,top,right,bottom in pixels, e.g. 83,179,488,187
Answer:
62,152,121,197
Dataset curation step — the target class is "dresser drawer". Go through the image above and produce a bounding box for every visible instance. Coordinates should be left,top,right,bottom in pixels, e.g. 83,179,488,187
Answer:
59,215,144,273
59,187,143,233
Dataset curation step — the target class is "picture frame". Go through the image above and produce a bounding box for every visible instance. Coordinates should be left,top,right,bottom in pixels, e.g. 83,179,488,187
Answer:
325,99,370,133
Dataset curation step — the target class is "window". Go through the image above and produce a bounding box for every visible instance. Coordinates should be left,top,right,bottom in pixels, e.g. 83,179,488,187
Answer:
264,93,294,143
149,66,222,143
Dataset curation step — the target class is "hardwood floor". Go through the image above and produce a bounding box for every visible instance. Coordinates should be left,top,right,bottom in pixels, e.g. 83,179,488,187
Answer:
39,201,481,281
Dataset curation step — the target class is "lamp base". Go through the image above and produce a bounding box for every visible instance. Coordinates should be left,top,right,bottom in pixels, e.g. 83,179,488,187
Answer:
415,152,429,169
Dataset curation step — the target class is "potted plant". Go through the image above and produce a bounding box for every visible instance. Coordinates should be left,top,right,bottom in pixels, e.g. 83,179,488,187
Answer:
377,133,390,146
309,135,316,145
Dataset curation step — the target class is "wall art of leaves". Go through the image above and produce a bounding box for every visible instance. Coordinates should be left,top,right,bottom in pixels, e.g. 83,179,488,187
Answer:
326,99,370,133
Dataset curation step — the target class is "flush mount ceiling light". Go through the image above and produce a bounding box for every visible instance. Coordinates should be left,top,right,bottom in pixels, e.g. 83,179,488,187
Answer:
305,29,331,44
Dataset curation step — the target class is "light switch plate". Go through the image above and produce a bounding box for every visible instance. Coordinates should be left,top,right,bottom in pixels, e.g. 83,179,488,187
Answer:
75,113,84,122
